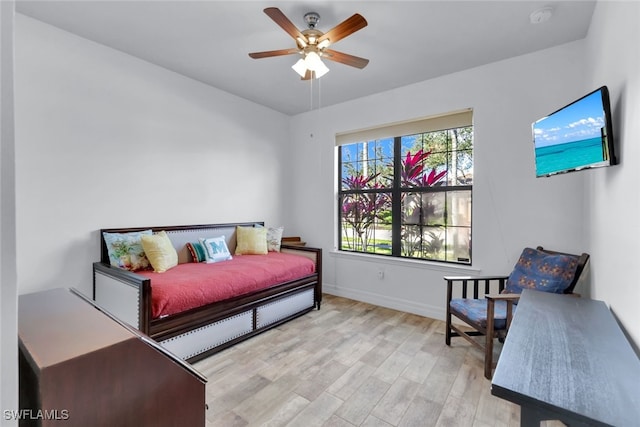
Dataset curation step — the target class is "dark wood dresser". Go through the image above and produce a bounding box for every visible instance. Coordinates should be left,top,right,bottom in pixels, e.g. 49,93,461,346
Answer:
18,288,207,427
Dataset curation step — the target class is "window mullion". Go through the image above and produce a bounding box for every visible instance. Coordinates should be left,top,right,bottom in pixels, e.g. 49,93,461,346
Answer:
337,147,344,251
391,136,402,256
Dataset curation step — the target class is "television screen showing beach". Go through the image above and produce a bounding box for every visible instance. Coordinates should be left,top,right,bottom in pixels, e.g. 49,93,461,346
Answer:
533,90,609,177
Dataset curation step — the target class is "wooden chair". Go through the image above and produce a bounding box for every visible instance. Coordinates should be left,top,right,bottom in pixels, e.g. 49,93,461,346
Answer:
444,246,590,379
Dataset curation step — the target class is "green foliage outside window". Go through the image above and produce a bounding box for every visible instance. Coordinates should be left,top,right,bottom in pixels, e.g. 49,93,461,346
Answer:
339,126,473,264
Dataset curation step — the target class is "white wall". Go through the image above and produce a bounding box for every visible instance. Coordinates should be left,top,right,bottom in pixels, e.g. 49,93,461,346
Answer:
1,2,18,424
584,1,640,349
14,14,290,297
288,41,589,320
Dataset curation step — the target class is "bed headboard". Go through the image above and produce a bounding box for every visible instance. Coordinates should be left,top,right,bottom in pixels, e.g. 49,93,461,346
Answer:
99,222,264,265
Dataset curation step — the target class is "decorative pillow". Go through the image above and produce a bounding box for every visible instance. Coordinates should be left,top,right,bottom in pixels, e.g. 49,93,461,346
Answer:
140,231,178,273
504,247,579,294
199,236,233,263
267,226,284,252
186,242,207,263
235,226,268,255
103,230,152,271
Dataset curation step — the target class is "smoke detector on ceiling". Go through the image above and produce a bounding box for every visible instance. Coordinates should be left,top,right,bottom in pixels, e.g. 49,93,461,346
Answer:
530,6,554,24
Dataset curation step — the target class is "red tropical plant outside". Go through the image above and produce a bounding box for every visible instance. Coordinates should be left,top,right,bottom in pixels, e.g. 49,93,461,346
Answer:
400,149,447,257
342,174,378,190
341,149,447,254
341,173,390,252
401,149,447,187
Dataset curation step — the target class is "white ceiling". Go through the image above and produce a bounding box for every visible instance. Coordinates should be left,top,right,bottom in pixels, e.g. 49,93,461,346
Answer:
16,1,596,115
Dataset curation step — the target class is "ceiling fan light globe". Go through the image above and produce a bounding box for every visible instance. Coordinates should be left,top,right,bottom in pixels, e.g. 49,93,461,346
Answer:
304,51,322,69
292,58,308,77
317,39,331,50
314,63,330,78
303,51,329,78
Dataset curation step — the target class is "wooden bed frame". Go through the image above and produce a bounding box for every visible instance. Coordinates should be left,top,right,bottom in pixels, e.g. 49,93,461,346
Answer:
92,222,322,363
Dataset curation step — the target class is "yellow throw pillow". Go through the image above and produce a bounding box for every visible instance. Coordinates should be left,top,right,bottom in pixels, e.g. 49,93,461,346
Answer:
235,226,268,255
140,231,178,273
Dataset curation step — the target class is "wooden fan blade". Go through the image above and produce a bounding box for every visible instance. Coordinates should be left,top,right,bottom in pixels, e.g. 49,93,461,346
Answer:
317,14,367,45
323,49,369,69
264,7,305,41
249,48,299,59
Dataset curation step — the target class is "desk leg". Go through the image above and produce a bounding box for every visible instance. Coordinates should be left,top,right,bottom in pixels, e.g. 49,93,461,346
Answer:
520,406,542,427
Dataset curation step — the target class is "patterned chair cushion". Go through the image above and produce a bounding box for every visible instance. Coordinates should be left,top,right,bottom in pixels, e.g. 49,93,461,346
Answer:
449,298,514,330
504,247,579,294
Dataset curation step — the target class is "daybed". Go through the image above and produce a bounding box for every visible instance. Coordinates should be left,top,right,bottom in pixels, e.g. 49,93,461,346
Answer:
92,222,322,363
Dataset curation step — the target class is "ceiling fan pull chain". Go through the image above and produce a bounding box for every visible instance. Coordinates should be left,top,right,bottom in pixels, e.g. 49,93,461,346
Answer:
309,75,314,111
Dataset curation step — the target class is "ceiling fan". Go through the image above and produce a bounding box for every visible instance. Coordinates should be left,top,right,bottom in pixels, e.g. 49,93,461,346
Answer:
248,7,369,80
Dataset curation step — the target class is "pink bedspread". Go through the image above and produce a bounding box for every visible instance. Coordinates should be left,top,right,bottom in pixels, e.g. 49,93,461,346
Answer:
137,252,316,319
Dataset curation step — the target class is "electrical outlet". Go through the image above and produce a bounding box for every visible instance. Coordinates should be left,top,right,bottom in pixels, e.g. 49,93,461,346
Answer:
377,269,384,279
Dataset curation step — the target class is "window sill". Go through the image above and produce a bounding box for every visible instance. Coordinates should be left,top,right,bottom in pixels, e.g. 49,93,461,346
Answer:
329,250,481,274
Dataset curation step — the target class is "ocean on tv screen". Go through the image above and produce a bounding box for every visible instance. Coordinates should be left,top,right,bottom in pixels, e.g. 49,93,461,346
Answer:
535,136,607,176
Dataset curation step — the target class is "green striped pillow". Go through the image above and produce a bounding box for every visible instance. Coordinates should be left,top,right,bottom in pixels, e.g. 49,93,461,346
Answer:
186,242,207,263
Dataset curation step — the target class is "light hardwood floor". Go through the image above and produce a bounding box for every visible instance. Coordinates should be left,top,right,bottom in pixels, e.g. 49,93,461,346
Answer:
194,294,559,427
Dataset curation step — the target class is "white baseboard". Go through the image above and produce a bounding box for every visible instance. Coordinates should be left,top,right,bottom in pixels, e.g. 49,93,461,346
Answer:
323,283,446,321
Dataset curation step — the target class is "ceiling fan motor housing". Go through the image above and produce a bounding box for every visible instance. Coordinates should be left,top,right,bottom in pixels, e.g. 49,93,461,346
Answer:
248,7,369,78
304,12,320,29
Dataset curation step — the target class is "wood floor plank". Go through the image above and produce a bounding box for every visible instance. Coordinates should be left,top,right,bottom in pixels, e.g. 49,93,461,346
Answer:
232,374,301,423
417,352,465,406
285,392,344,427
361,415,394,426
334,376,390,425
322,415,357,427
326,360,376,401
205,409,248,427
370,376,420,425
372,349,414,384
251,393,310,427
398,395,443,427
194,294,527,427
294,360,351,401
334,334,380,366
207,374,272,417
436,394,476,427
401,350,438,384
359,338,398,367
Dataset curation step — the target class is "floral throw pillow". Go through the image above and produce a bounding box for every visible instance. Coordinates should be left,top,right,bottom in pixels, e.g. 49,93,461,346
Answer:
267,226,284,252
103,230,152,271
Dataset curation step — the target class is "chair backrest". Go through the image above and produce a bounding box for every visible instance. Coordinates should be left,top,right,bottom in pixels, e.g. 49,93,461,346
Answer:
535,246,590,294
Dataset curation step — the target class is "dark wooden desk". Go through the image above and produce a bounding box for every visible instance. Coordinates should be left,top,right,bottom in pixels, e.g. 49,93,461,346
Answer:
19,288,207,426
491,289,640,427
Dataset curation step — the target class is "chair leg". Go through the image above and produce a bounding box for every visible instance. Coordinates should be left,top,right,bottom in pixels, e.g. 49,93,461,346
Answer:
485,299,496,380
485,330,494,380
445,307,452,346
445,281,453,346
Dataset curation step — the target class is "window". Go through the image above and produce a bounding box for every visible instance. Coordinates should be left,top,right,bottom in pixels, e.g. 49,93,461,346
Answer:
337,110,473,264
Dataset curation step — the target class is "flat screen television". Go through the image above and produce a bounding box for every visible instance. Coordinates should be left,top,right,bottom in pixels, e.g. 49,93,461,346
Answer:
532,86,617,177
